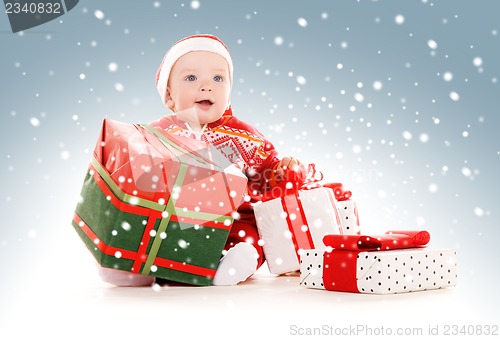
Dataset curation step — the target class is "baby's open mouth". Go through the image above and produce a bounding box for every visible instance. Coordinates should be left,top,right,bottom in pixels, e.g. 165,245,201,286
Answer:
196,99,213,105
195,100,214,110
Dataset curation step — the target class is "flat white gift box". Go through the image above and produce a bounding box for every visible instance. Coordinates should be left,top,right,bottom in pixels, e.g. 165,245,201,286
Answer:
255,187,359,275
300,248,457,294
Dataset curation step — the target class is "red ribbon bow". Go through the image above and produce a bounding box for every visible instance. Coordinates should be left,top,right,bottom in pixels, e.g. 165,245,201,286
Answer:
323,230,430,251
263,164,352,201
322,183,352,201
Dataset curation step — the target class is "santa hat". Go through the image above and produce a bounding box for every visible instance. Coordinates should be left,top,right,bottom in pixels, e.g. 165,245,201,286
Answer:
156,34,233,106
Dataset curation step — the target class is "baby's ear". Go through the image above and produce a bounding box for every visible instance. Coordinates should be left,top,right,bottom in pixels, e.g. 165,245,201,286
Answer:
165,87,175,111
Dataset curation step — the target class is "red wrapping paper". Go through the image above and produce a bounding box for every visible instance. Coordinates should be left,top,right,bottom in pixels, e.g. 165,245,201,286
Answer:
73,119,248,285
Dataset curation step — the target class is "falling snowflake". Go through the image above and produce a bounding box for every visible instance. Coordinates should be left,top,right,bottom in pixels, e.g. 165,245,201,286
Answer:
191,1,200,10
297,17,308,27
178,239,188,249
60,150,70,160
427,39,438,49
30,117,40,127
428,183,438,193
443,72,453,81
419,133,429,143
108,62,118,72
403,131,412,140
461,167,472,177
296,75,307,85
115,83,124,92
373,81,383,90
121,221,131,231
449,91,460,101
274,36,284,46
395,14,405,25
94,10,105,20
474,207,484,217
354,93,364,102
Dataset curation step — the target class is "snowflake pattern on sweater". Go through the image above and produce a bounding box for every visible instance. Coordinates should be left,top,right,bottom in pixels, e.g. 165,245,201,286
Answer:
149,108,281,200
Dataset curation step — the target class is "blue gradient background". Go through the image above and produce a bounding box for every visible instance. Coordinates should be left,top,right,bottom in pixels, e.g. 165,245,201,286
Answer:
1,0,499,334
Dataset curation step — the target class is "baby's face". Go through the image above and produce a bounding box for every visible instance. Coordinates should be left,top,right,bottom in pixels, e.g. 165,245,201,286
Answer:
167,51,231,126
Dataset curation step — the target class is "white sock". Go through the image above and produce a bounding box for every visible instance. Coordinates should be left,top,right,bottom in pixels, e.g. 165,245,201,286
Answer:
213,242,259,286
97,265,155,287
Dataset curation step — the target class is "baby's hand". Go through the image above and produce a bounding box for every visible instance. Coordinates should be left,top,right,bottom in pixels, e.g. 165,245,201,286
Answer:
275,156,306,181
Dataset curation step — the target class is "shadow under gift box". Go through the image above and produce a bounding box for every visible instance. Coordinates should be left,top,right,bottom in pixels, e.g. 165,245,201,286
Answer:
72,119,248,286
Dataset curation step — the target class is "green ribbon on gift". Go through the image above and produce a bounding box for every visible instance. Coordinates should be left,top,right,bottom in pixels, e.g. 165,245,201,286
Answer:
90,156,166,212
141,162,187,275
90,127,234,276
90,153,232,223
142,124,219,168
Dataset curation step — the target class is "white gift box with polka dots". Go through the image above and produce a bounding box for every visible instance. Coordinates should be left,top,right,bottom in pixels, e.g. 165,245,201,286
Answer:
255,187,360,275
335,199,360,234
299,248,457,294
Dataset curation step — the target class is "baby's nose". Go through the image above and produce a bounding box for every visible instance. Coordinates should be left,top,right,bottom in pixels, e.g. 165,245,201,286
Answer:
200,79,213,91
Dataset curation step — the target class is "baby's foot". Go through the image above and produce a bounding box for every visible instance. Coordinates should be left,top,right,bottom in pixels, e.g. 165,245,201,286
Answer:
213,242,259,286
97,265,155,287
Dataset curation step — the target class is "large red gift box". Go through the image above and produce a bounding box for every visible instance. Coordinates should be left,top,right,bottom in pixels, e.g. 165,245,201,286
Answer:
72,119,247,286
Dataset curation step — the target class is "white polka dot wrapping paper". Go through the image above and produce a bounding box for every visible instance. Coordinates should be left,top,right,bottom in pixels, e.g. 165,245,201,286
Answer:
255,187,360,275
335,199,361,235
300,247,457,294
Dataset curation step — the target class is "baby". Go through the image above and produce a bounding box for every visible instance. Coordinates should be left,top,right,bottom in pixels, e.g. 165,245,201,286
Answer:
98,34,305,286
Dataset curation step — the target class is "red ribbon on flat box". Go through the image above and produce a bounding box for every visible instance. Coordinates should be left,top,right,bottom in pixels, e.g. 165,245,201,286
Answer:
322,230,430,292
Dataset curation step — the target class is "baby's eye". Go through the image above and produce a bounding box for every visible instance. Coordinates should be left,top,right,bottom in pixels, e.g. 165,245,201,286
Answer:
213,75,223,82
186,75,197,81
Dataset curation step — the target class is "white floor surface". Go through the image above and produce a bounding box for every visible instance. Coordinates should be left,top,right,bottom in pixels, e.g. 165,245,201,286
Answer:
1,226,497,339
